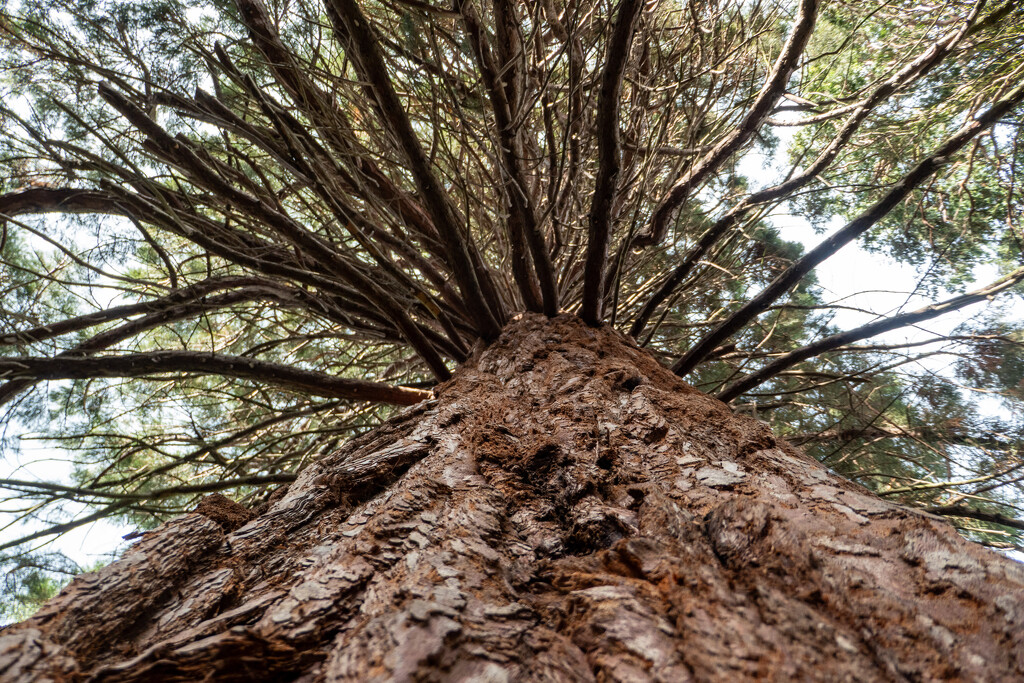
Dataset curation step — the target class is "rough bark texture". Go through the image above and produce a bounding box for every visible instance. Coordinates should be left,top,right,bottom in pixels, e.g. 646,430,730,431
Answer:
3,314,1022,681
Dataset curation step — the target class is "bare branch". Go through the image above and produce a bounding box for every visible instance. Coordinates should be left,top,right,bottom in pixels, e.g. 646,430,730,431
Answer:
0,276,287,346
325,0,504,338
630,2,984,338
0,187,124,217
635,0,818,249
581,0,643,325
459,0,560,315
97,82,453,379
0,351,433,405
926,505,1024,531
716,264,1024,401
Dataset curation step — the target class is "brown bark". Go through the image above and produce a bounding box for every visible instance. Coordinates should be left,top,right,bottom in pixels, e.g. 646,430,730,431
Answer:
3,314,1022,681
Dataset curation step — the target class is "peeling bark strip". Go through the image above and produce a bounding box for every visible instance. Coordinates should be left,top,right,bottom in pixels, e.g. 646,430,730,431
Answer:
3,314,1023,681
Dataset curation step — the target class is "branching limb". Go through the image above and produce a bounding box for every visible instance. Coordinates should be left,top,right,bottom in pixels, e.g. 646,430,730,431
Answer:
458,0,560,315
630,1,984,338
0,276,286,346
581,0,643,325
0,187,124,217
0,282,312,407
325,0,504,338
97,83,453,379
0,473,296,552
926,505,1024,531
635,0,818,249
716,264,1024,401
671,80,1024,377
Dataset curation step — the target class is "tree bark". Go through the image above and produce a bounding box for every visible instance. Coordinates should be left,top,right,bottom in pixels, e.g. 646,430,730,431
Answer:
2,314,1022,681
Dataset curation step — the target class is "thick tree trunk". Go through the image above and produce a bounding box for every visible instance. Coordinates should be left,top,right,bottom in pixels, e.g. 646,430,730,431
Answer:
3,314,1022,681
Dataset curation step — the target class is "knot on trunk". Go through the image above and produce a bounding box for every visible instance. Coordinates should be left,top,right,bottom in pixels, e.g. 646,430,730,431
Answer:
194,493,254,532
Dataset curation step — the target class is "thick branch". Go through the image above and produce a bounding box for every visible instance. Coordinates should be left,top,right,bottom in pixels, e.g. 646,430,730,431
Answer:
671,80,1024,377
0,473,297,503
0,473,297,552
98,83,452,379
0,187,124,217
926,505,1024,531
0,352,432,405
716,264,1024,401
581,0,643,325
229,0,470,338
458,0,558,315
457,0,542,312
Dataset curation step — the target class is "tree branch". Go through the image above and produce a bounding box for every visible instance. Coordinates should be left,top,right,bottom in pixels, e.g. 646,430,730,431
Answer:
787,425,1020,452
581,0,643,325
635,0,818,249
926,505,1024,532
325,0,504,338
671,80,1024,377
0,473,296,503
0,473,297,552
458,0,560,315
0,280,313,407
97,82,453,380
0,187,124,217
716,264,1024,401
630,2,983,338
0,351,433,405
0,276,285,346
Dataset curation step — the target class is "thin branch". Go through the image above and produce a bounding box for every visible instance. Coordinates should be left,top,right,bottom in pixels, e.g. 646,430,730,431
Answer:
97,83,453,379
0,283,311,407
0,473,297,552
716,264,1024,401
630,2,983,338
0,473,297,503
0,276,284,346
926,505,1024,531
457,0,543,312
635,0,818,248
325,0,504,338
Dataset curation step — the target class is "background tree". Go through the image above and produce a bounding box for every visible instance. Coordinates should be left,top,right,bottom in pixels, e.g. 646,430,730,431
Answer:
1,0,1024,678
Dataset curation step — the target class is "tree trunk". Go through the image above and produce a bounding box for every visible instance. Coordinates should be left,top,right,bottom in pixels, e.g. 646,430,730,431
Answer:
3,314,1022,682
